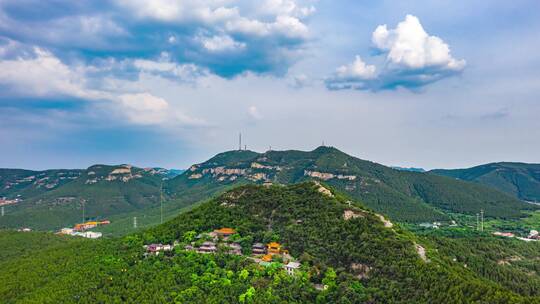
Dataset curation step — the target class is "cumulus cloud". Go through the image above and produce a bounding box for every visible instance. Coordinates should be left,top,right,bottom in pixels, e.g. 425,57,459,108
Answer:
0,47,103,99
325,56,377,90
372,15,465,71
117,93,205,126
0,0,314,78
326,15,466,91
0,47,203,127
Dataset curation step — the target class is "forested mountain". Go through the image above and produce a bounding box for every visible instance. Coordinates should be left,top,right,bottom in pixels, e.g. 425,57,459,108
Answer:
1,147,536,233
168,147,535,223
1,183,538,303
0,168,84,199
0,165,170,230
431,162,540,202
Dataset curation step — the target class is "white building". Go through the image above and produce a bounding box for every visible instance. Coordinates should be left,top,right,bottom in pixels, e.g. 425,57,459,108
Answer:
72,231,102,239
284,262,301,275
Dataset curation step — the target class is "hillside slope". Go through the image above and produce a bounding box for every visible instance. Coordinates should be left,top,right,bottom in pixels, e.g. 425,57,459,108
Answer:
0,165,169,230
1,183,538,303
0,168,83,199
431,162,540,202
169,147,534,222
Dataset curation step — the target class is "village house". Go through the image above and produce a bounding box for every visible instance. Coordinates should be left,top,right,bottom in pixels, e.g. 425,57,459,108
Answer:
252,243,266,255
198,241,217,253
73,231,102,239
145,243,173,255
227,243,242,255
493,231,515,238
284,261,301,275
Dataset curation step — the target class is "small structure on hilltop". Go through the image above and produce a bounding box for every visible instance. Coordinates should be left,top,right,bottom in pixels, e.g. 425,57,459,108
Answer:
252,243,266,255
529,230,539,240
267,242,281,255
284,261,301,275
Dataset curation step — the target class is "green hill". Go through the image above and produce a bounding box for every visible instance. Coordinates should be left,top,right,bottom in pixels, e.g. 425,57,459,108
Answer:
0,168,83,199
1,183,538,303
0,165,169,230
431,162,540,202
168,147,535,223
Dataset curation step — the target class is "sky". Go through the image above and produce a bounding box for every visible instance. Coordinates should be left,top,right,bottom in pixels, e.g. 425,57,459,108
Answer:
0,0,539,170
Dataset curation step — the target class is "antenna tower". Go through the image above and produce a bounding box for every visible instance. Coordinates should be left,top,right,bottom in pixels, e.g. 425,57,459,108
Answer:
239,133,242,151
133,216,137,229
1,206,4,217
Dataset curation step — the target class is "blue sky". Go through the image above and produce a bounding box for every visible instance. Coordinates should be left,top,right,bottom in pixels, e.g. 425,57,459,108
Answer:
1,0,539,170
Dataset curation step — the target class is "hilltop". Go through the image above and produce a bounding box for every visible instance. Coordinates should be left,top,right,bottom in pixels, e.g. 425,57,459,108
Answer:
1,182,538,303
431,162,540,202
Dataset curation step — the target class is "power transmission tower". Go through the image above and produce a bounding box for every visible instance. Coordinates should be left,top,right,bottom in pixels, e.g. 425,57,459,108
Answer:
1,206,4,217
476,213,480,231
82,200,85,223
133,216,137,229
480,209,484,232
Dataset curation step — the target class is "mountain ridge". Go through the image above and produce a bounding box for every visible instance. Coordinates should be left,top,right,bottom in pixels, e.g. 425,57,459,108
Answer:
431,162,540,202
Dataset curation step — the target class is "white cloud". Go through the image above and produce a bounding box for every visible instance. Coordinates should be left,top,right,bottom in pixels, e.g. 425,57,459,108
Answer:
0,0,314,78
115,0,311,40
326,15,466,91
0,47,204,127
0,47,103,99
248,105,262,120
336,56,377,79
133,56,205,81
325,56,377,90
372,14,465,70
116,93,206,126
199,35,246,52
118,93,169,125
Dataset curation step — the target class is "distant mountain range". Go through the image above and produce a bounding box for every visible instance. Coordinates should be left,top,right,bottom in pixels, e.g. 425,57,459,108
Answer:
431,162,540,202
391,166,426,173
0,148,537,233
0,166,183,230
